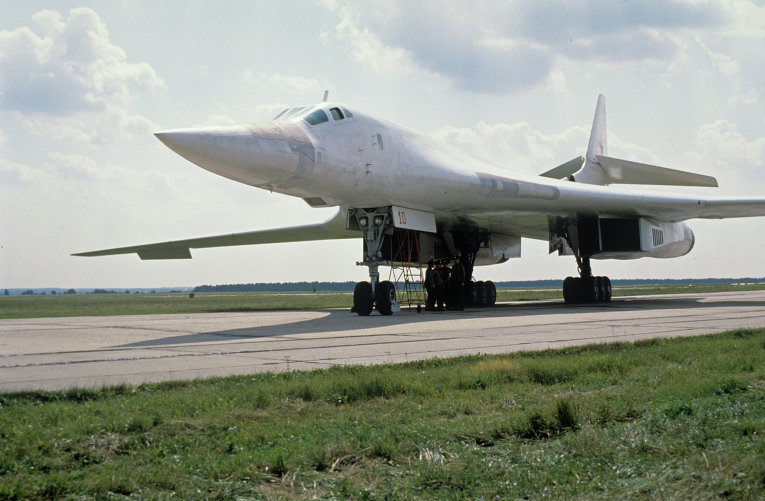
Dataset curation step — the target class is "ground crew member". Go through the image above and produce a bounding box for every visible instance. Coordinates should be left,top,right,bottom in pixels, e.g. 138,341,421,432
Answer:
438,259,450,311
450,255,466,310
424,259,443,311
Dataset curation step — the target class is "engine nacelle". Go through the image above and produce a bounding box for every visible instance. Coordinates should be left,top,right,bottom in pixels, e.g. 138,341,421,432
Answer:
596,219,694,259
552,217,695,260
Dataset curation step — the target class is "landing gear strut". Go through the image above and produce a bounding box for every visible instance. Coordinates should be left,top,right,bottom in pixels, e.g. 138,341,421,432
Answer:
450,234,498,308
350,208,400,316
563,255,612,304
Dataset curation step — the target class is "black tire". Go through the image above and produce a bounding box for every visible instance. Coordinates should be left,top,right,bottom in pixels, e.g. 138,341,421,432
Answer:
601,276,612,302
590,277,601,303
353,281,373,316
485,280,496,306
475,281,486,306
375,280,396,316
563,276,578,304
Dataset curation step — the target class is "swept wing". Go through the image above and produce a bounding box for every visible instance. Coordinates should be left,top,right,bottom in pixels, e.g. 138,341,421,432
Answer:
73,208,356,260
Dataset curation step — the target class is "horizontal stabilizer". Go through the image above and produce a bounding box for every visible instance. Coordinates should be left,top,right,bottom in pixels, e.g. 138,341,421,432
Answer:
539,156,584,180
596,156,718,187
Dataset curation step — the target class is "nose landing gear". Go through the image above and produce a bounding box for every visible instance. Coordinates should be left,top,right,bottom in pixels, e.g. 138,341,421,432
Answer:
350,208,401,316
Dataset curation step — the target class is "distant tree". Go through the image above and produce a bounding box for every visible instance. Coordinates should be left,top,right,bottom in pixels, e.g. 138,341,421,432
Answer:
64,289,76,295
21,290,35,295
51,290,57,295
3,289,8,296
125,290,130,294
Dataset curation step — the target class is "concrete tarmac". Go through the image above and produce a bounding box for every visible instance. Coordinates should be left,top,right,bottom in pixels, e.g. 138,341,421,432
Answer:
2,290,765,392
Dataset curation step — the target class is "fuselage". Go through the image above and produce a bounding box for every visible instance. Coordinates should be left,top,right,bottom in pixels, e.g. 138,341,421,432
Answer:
155,101,704,259
157,102,718,220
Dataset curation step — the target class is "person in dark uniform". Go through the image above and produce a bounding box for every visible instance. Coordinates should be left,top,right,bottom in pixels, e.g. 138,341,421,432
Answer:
424,259,442,311
450,255,466,311
437,259,450,311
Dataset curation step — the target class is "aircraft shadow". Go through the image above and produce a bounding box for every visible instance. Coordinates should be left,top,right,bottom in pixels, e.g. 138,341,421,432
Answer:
117,293,764,349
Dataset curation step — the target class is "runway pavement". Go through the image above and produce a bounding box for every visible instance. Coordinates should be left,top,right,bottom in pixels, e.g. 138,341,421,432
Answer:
2,290,764,392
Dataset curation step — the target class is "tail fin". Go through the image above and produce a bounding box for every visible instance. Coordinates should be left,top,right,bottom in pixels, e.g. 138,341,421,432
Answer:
571,94,609,185
563,95,718,187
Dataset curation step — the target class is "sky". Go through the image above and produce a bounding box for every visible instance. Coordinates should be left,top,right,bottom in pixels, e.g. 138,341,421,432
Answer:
2,0,765,289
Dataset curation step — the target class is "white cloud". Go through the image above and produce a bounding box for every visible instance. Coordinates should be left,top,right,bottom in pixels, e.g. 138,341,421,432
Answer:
327,6,424,75
323,0,735,95
16,112,93,142
0,157,40,185
43,153,105,181
265,74,323,94
253,103,290,122
433,121,586,174
685,120,765,189
0,8,163,142
0,8,164,115
16,107,159,144
431,118,686,180
726,0,765,38
243,71,330,96
192,103,238,127
696,38,740,78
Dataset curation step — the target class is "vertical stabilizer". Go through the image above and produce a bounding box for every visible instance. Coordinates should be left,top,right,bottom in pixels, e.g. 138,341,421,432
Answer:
571,94,609,185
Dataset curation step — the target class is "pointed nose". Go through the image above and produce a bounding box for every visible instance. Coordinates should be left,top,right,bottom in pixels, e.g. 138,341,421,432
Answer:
155,123,315,188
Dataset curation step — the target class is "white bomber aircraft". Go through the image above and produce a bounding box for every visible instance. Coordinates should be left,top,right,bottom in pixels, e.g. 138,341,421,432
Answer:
75,94,765,315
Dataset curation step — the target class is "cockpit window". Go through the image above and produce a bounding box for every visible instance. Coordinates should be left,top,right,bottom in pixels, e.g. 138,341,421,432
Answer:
343,108,353,118
273,105,336,126
330,107,344,120
303,108,329,125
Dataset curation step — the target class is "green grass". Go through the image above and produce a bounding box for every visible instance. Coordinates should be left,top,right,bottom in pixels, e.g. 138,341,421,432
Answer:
495,282,765,302
0,291,354,319
2,282,764,319
1,330,763,499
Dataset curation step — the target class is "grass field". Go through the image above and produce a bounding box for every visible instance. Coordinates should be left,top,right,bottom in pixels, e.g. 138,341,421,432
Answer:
2,282,765,319
1,330,763,499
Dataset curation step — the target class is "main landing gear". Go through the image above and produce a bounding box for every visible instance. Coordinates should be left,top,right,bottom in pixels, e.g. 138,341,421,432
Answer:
562,255,612,304
463,280,497,307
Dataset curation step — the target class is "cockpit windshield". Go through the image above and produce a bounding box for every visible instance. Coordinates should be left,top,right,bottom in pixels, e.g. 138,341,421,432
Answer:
273,105,353,126
302,108,329,125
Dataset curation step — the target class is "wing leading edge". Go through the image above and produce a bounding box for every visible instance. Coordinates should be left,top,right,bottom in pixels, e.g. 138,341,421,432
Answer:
73,208,358,260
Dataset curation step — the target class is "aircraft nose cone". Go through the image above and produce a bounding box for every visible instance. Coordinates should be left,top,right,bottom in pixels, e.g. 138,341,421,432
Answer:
155,123,315,188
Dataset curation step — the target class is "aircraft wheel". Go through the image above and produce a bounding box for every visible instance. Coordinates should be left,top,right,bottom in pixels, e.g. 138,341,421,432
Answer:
563,276,578,304
600,276,612,302
485,280,496,306
353,281,373,316
564,276,612,304
375,280,396,316
476,281,486,306
591,277,601,303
